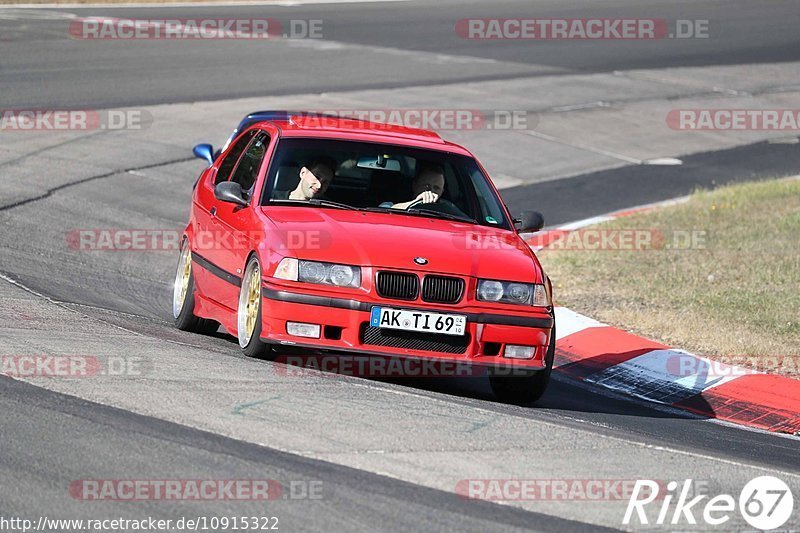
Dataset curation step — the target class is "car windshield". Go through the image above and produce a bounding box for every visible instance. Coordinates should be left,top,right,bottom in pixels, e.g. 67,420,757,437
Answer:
261,137,511,229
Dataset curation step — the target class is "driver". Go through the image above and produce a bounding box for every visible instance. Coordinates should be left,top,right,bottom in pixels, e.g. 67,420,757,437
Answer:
273,156,336,201
389,164,443,210
388,164,467,219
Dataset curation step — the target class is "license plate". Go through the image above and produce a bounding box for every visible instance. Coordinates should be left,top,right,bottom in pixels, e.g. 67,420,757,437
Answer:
370,307,467,336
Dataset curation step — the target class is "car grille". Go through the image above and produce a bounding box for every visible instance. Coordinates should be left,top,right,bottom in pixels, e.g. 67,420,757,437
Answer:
375,271,419,300
359,323,470,354
422,275,464,304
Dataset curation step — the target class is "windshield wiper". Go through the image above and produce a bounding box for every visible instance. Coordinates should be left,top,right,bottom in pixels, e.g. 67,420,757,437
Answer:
409,208,477,224
268,198,358,210
361,205,477,224
271,200,476,223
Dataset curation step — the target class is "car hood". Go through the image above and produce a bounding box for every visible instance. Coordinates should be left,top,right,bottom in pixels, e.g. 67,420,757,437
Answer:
260,207,543,282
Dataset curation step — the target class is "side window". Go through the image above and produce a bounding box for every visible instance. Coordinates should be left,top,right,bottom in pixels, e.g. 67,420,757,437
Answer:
230,132,270,195
214,129,258,185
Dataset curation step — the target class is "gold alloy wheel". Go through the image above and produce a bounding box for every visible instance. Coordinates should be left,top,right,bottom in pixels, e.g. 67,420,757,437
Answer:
244,265,260,339
172,246,192,319
238,259,261,348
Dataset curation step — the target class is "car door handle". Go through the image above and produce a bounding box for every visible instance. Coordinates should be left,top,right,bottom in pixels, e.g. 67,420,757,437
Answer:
210,207,217,217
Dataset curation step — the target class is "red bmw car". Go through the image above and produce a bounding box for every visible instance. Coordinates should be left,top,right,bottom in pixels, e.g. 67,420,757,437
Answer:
174,111,555,403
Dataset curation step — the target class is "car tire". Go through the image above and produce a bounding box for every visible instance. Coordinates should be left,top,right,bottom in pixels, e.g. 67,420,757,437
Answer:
489,320,556,405
237,255,275,359
173,240,219,334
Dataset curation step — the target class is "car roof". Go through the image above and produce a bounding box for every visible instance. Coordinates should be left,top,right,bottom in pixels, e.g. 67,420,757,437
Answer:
234,111,473,155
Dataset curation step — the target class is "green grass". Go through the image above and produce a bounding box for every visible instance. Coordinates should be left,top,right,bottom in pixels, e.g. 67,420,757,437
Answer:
540,177,800,374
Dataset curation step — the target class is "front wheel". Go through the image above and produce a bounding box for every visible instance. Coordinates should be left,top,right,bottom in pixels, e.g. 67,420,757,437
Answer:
173,241,218,334
489,322,556,405
237,255,273,358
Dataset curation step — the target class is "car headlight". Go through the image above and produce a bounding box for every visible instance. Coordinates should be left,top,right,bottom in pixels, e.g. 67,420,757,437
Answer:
477,280,504,301
274,257,298,280
300,261,327,284
329,264,357,287
274,258,360,288
477,279,550,306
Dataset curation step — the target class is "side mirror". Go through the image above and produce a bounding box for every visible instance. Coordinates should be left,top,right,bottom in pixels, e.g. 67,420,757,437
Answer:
214,181,248,207
515,210,544,233
193,143,214,166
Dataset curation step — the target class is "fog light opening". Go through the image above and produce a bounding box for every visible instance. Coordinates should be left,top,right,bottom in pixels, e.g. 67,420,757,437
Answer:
504,345,536,359
287,322,321,338
324,325,343,340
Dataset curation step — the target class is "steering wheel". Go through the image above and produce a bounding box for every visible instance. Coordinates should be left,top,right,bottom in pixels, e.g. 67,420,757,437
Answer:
406,198,425,210
408,197,472,220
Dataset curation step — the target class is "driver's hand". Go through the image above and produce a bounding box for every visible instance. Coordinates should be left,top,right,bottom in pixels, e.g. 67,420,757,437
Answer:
414,191,439,205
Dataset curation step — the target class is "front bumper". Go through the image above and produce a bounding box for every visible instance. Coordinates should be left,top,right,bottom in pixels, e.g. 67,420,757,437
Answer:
259,281,553,370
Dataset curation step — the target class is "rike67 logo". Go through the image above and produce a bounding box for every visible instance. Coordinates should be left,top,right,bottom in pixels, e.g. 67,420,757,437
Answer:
624,476,794,530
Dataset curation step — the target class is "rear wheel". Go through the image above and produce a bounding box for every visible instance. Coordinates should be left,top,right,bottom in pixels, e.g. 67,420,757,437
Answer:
489,321,556,405
173,241,218,334
237,255,274,358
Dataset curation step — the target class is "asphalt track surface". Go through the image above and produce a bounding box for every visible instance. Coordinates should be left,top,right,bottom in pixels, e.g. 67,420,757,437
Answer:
1,0,800,531
0,376,602,533
0,0,799,108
